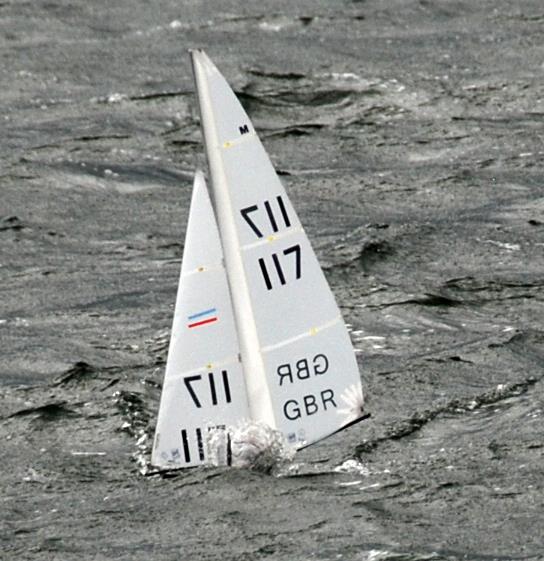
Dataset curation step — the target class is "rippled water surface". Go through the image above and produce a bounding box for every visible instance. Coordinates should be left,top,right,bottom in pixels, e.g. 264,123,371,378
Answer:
2,1,543,559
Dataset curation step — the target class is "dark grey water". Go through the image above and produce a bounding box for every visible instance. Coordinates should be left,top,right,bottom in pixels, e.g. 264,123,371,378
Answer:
2,1,543,559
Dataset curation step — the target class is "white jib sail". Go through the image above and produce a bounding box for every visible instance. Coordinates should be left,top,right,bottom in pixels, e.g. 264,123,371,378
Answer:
152,171,250,469
190,50,365,449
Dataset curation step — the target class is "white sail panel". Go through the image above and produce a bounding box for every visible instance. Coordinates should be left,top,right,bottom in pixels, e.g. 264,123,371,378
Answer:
180,171,224,272
262,321,364,447
221,140,301,247
241,232,339,347
164,171,239,374
165,270,239,374
152,172,250,469
153,361,247,468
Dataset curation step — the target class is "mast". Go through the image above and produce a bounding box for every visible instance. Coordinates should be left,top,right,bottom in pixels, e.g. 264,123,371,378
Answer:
190,50,276,428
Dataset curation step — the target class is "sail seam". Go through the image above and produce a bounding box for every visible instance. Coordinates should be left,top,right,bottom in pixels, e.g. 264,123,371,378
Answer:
165,354,241,383
240,226,304,251
261,316,342,353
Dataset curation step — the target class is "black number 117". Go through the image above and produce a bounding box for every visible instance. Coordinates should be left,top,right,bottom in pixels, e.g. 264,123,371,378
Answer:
241,195,291,239
258,244,301,290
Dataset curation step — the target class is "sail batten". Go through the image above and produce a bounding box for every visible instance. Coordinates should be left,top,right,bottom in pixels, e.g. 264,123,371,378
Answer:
162,353,242,383
260,316,342,354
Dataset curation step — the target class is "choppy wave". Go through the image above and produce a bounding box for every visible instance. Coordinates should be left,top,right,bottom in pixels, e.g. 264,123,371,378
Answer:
2,1,544,559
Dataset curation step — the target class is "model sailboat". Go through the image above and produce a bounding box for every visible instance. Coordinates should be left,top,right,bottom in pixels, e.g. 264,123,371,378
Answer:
152,50,367,469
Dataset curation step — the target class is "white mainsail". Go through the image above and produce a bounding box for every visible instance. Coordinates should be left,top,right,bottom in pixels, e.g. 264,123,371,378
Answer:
189,50,365,449
152,171,250,468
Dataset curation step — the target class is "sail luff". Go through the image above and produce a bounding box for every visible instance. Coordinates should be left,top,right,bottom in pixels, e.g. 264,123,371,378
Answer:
190,49,276,429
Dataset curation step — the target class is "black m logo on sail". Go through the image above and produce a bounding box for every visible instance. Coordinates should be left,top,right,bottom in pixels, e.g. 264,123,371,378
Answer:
239,124,249,135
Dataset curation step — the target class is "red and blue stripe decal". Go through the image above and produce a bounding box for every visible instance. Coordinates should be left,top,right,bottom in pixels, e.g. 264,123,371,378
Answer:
187,307,218,329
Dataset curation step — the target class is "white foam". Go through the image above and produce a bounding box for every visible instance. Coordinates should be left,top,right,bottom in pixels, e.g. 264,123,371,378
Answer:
334,458,370,476
106,93,128,104
206,421,294,472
